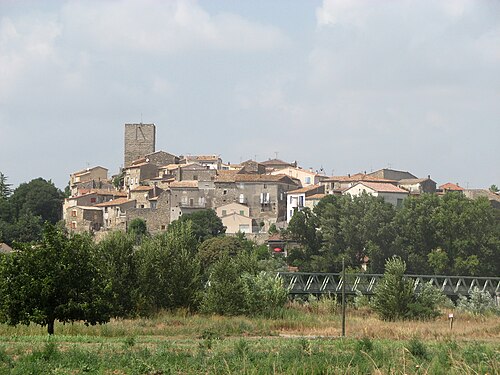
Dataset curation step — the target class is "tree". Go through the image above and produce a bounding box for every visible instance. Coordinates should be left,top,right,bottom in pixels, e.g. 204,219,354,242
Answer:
127,218,148,244
96,231,138,317
198,236,247,272
371,256,443,321
0,224,111,334
170,209,225,242
10,178,64,224
490,184,499,193
136,221,201,314
0,172,12,199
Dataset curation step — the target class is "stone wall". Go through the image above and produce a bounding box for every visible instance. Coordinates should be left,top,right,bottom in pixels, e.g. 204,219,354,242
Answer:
124,123,156,167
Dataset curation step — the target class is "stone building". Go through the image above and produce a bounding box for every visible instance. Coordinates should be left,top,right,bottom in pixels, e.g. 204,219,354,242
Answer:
69,166,108,196
127,190,171,232
95,198,136,230
216,202,254,234
398,177,436,194
214,172,298,230
129,185,163,209
367,168,417,181
124,123,156,167
124,162,158,190
66,206,103,233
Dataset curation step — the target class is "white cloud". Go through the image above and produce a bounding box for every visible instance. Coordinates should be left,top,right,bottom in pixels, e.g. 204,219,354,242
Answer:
60,0,289,54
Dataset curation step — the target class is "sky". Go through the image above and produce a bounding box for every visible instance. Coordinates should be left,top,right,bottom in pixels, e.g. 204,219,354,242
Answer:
1,0,499,190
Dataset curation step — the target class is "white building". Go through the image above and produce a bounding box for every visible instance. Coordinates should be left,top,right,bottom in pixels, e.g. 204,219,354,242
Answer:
343,182,409,207
286,185,325,222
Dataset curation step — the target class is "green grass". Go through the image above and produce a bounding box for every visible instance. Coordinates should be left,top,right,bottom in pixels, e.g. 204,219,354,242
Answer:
0,307,497,374
0,335,497,374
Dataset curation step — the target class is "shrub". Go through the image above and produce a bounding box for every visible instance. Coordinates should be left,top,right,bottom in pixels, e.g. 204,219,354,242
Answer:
372,256,444,321
241,271,288,317
457,287,499,315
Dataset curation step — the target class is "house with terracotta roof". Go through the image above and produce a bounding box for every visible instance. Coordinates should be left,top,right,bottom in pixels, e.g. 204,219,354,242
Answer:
95,198,136,230
69,166,108,196
179,155,222,170
216,202,254,234
367,168,417,181
398,176,436,194
124,162,158,190
129,185,163,209
66,206,104,233
286,185,325,222
169,180,211,221
259,158,297,172
320,173,397,195
214,172,298,231
270,166,328,187
438,183,464,194
343,181,409,207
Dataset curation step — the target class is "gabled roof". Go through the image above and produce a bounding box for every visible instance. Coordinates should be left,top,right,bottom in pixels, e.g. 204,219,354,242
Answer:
145,150,178,158
130,185,154,192
181,155,220,161
286,185,324,195
72,166,108,176
398,178,434,184
94,198,135,207
350,182,409,194
439,183,464,191
260,158,293,166
0,243,14,253
169,181,199,189
323,173,396,184
76,189,126,197
216,170,240,182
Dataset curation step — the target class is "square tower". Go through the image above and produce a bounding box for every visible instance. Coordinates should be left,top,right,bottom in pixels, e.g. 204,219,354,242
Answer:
124,123,156,167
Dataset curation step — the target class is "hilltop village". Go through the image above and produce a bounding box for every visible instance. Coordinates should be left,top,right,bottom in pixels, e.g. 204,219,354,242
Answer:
63,123,500,240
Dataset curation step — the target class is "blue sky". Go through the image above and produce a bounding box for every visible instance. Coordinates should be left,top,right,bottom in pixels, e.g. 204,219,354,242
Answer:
1,0,499,190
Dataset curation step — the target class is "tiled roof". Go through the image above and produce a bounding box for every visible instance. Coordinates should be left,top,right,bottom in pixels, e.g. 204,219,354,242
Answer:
94,198,135,207
169,181,199,188
323,173,396,183
216,172,297,184
76,189,126,197
124,162,151,169
439,183,464,191
287,185,323,195
130,186,154,192
353,182,408,193
398,178,432,184
72,166,107,176
260,158,292,166
182,155,219,161
216,170,241,182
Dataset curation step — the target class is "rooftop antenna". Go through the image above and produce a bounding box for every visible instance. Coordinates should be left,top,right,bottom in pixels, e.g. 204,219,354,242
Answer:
140,113,143,124
254,154,258,161
274,151,279,159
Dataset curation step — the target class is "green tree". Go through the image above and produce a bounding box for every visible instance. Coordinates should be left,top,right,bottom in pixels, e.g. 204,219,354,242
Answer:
136,221,201,314
0,224,111,334
96,231,138,317
170,209,225,242
127,218,148,244
489,184,499,193
10,178,64,224
198,236,247,272
0,172,12,199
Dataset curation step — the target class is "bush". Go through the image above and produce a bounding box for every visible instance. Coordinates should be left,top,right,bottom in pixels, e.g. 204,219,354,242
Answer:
457,287,499,315
372,256,444,321
201,256,288,317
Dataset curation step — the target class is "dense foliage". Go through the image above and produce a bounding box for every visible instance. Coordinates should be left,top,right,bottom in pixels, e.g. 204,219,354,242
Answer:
286,192,500,276
0,225,111,334
0,175,64,245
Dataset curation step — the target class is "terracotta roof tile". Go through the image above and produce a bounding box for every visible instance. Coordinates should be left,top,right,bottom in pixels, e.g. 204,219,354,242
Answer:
169,181,199,188
287,185,323,195
306,193,326,200
324,174,396,183
130,185,154,192
439,183,464,191
94,198,135,207
352,182,408,193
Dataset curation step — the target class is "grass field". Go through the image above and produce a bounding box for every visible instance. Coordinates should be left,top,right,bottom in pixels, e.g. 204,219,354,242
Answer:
0,305,498,374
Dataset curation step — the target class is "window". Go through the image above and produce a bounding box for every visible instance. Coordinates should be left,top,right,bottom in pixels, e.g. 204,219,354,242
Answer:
189,198,194,206
193,175,198,180
239,194,245,203
222,210,227,216
239,210,244,216
161,225,166,230
140,204,144,208
289,195,293,204
71,221,77,229
90,197,96,203
71,210,77,217
396,198,403,208
299,196,304,207
305,177,311,184
223,189,228,195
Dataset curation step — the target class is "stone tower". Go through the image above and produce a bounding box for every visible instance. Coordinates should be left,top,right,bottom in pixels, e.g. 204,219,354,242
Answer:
124,123,156,167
